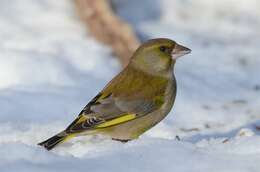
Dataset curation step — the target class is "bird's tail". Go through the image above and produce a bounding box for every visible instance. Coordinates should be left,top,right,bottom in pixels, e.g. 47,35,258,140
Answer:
38,131,75,151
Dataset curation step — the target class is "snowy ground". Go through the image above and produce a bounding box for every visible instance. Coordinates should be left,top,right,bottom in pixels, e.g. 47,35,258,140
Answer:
1,0,260,171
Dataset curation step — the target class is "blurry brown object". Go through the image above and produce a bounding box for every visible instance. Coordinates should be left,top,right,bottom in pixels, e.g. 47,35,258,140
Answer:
255,125,260,131
74,0,140,67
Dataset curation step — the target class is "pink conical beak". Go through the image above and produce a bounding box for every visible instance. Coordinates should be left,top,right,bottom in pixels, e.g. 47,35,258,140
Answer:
171,44,191,60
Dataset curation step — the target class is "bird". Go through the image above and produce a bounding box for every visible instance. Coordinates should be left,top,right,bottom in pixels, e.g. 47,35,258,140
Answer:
38,38,191,150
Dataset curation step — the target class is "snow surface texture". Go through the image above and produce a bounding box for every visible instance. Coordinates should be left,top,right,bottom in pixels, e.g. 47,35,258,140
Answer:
1,0,260,171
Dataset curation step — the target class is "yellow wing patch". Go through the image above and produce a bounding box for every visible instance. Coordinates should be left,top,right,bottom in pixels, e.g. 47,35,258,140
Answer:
62,133,76,143
96,113,136,128
76,115,89,124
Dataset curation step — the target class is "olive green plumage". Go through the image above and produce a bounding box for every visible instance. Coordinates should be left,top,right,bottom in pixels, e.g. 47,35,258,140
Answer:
38,38,191,150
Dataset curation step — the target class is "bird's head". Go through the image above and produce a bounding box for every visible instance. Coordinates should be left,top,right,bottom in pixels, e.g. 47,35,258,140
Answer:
130,38,191,75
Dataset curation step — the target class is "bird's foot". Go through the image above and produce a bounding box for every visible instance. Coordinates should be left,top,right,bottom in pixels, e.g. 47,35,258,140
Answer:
112,138,131,143
175,135,181,141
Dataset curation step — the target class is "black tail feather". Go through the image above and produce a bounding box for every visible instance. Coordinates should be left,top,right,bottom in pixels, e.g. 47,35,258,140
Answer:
38,132,67,151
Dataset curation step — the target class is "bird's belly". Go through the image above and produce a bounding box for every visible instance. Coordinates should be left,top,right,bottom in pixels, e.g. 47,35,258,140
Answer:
100,111,166,140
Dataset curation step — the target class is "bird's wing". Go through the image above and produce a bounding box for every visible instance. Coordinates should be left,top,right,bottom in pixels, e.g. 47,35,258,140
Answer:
65,67,168,133
65,91,160,133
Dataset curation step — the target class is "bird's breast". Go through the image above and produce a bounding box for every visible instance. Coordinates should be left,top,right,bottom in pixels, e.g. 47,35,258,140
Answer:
159,75,177,117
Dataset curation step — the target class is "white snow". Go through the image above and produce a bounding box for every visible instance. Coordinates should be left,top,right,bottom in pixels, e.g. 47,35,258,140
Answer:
0,0,260,171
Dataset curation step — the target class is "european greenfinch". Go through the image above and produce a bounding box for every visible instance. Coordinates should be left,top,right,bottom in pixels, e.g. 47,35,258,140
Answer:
38,38,191,150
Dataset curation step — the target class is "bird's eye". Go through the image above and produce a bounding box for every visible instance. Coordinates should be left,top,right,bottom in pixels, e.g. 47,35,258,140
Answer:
159,46,167,53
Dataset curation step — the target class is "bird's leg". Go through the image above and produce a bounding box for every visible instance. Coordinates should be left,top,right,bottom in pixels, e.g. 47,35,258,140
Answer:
112,138,131,143
175,135,181,141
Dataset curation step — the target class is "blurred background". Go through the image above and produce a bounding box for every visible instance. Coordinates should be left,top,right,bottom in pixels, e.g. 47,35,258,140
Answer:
0,0,260,171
